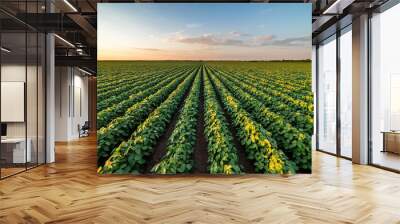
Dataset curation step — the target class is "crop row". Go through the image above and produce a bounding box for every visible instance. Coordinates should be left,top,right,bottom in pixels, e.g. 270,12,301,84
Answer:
213,65,312,102
210,67,311,171
203,66,241,174
97,66,187,102
210,68,313,135
206,66,296,174
98,66,158,90
97,69,188,129
207,61,311,88
97,67,198,166
151,68,202,174
97,62,312,174
214,68,313,118
97,67,187,112
235,71,313,104
99,69,197,174
97,66,183,93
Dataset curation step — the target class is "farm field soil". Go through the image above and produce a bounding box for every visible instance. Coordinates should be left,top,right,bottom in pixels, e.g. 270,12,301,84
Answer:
97,61,313,175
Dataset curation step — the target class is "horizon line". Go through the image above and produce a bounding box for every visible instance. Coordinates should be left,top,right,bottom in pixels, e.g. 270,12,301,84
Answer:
98,59,311,62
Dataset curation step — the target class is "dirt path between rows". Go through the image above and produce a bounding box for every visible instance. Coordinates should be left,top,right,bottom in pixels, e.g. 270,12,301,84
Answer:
193,67,208,173
206,66,255,173
144,68,198,173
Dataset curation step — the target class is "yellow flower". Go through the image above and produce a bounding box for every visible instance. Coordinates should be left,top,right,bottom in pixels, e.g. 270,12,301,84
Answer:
260,139,270,148
105,160,113,169
226,96,238,109
224,164,233,175
268,155,283,173
134,136,145,144
97,166,103,174
245,122,253,133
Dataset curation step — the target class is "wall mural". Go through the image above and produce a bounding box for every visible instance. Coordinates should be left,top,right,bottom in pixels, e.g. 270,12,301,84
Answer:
97,3,312,175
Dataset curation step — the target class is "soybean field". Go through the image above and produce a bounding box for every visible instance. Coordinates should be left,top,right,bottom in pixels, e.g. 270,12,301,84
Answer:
97,61,313,175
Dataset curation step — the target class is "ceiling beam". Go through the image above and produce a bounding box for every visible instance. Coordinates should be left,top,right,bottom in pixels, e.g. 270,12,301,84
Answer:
323,0,356,14
67,13,97,46
55,55,96,74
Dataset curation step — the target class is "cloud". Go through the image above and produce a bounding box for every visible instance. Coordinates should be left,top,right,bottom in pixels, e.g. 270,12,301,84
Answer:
171,33,247,47
254,34,275,43
186,23,202,28
229,31,251,37
134,48,164,51
169,31,310,48
263,36,310,46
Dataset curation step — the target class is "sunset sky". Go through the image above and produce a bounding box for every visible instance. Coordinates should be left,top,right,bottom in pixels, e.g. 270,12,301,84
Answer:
98,3,311,61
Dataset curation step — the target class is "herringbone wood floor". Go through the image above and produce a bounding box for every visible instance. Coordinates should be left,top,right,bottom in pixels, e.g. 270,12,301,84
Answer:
1,136,399,224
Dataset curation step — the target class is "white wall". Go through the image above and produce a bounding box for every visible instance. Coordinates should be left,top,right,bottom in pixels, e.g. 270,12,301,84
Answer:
55,66,70,141
55,67,89,141
72,73,89,138
1,64,26,82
